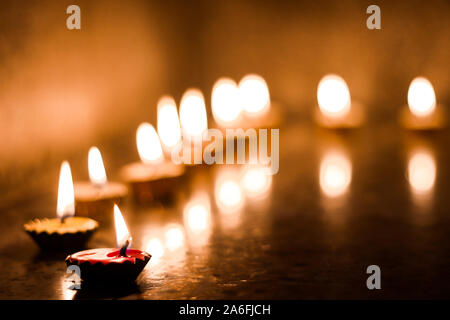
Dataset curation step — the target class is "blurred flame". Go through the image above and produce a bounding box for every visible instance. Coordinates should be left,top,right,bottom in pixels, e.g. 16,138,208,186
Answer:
241,165,272,199
317,74,351,118
408,150,436,195
88,146,107,186
146,238,165,259
136,122,164,164
215,170,244,214
212,77,242,125
238,74,270,117
320,152,352,197
408,77,436,117
165,224,185,252
57,161,75,219
157,96,182,149
183,192,212,247
179,89,208,139
185,203,210,231
114,204,131,249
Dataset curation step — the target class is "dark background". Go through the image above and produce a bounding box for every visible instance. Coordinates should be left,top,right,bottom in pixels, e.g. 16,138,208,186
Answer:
0,0,448,179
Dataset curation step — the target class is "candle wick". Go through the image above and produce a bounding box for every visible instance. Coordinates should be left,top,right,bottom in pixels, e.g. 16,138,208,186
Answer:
119,239,130,257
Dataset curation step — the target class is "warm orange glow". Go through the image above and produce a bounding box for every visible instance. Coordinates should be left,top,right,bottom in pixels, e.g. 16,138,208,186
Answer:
114,204,131,249
212,78,242,125
215,170,244,214
157,96,182,150
184,192,211,233
238,74,270,117
57,161,75,219
179,89,208,139
320,152,352,197
408,150,436,195
136,122,164,164
165,224,185,252
241,165,272,199
146,238,165,259
88,146,107,186
317,74,351,118
407,77,436,117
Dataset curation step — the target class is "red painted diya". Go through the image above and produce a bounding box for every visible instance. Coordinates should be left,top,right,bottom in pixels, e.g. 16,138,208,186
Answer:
65,204,151,285
65,248,151,284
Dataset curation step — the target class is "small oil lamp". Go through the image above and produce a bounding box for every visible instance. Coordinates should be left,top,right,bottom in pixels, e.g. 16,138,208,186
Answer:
24,161,99,250
157,95,182,156
74,147,128,223
65,205,151,285
121,123,185,204
212,77,243,130
238,74,281,129
178,88,210,167
400,77,446,130
315,74,364,129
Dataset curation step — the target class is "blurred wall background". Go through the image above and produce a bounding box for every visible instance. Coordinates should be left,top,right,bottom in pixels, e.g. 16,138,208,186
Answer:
0,0,448,194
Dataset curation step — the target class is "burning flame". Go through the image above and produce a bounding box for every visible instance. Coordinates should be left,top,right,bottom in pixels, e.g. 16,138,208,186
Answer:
179,88,208,139
157,96,182,149
136,122,164,164
407,77,436,117
212,78,242,125
88,146,107,186
238,74,270,117
241,166,272,199
319,152,352,197
57,161,75,219
317,74,351,118
114,204,131,249
408,150,436,195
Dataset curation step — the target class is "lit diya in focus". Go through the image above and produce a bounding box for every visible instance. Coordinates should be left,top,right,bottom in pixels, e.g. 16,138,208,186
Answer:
24,161,98,250
315,74,364,129
121,122,185,204
400,77,446,130
74,147,128,223
65,205,151,285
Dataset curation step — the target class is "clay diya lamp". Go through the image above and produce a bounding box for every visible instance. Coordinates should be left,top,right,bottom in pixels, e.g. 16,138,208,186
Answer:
314,74,365,129
24,161,98,251
65,204,151,286
176,88,214,172
237,74,282,130
121,123,185,204
74,146,128,224
399,77,446,130
210,76,280,164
